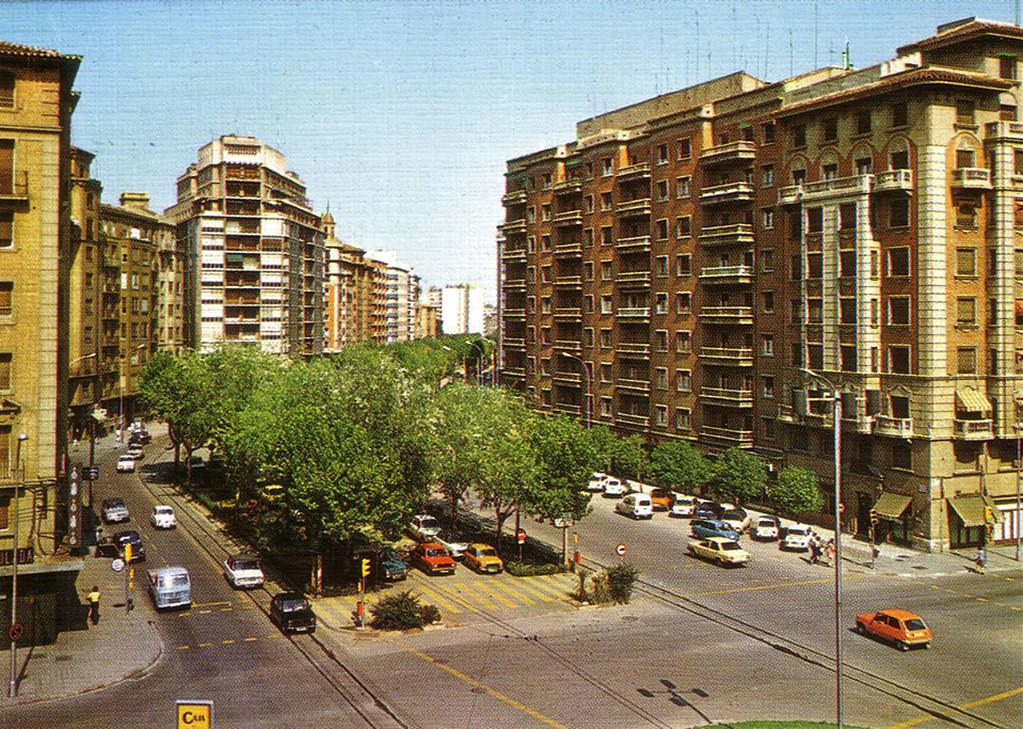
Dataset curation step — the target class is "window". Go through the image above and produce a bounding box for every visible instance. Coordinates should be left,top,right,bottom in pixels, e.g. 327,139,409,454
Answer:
584,295,594,313
888,247,910,276
0,353,10,390
0,71,13,108
839,203,857,231
806,207,823,233
761,249,774,272
856,110,871,134
762,122,775,144
541,296,552,314
676,292,691,314
890,149,909,169
585,329,595,347
583,262,594,281
584,195,595,214
956,99,975,125
762,291,775,313
527,206,536,223
655,368,668,390
600,329,612,348
889,345,911,374
675,408,691,431
891,102,908,127
655,293,668,314
792,124,806,147
808,297,822,323
655,218,669,240
0,211,11,248
839,249,856,277
677,138,692,160
762,375,775,398
823,163,838,180
656,330,669,352
823,117,838,141
807,252,823,278
957,346,977,374
540,327,552,345
956,148,976,169
542,172,552,190
655,255,669,277
790,253,802,281
760,334,774,356
676,254,691,276
956,248,977,277
526,236,536,253
841,346,857,372
656,179,669,201
655,405,668,427
889,198,910,228
840,297,857,324
856,156,873,175
955,200,977,231
600,363,612,383
600,192,612,211
791,299,803,324
889,296,910,325
792,167,806,186
584,228,594,247
601,226,613,246
762,208,774,230
956,297,977,326
892,441,912,470
1000,55,1017,80
600,261,613,280
540,265,551,283
600,295,613,314
657,144,669,164
675,330,690,353
584,162,593,179
676,370,691,392
540,235,551,251
676,216,692,237
601,157,613,176
870,298,879,326
790,342,803,367
807,343,823,369
761,165,774,187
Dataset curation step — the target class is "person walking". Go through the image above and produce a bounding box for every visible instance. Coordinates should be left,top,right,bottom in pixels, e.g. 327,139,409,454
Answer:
824,538,836,567
808,535,820,565
87,585,101,625
975,546,987,575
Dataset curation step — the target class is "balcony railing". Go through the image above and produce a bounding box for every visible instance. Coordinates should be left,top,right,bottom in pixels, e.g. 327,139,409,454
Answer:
615,270,652,287
698,264,753,285
698,181,754,206
699,425,754,448
953,419,994,440
553,179,582,195
873,169,914,193
698,346,754,365
616,378,650,393
617,162,651,182
503,337,526,349
500,219,527,234
615,235,651,252
616,198,652,217
952,167,992,190
699,140,756,166
803,174,873,200
503,308,526,319
616,412,650,427
615,342,651,356
553,402,582,416
875,415,913,437
617,306,651,320
501,367,526,379
553,371,582,385
553,307,582,320
553,241,582,257
553,339,582,352
699,386,754,407
986,120,1023,141
700,305,753,323
553,210,583,227
502,190,528,205
504,277,527,289
699,223,754,247
502,247,527,260
554,275,583,287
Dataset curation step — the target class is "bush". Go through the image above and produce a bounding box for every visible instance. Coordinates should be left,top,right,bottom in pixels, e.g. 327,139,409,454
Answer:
505,561,564,577
575,562,639,605
369,590,440,630
606,562,639,604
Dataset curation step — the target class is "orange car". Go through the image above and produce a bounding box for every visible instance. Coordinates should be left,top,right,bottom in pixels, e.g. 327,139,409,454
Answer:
648,488,675,511
855,609,932,651
410,542,457,576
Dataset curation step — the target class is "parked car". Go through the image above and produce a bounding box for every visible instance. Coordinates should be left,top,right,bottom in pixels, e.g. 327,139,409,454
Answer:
855,609,932,651
409,514,441,541
433,530,469,560
269,592,316,634
147,566,192,610
690,519,740,540
113,529,146,562
719,507,752,533
223,553,265,589
751,515,781,541
463,543,504,574
129,429,151,445
670,495,698,518
409,542,457,575
615,493,654,519
782,524,814,551
375,548,408,581
648,488,675,511
150,505,176,529
127,443,144,459
586,472,608,492
687,537,752,567
602,477,626,498
692,501,722,519
115,455,136,473
101,497,129,524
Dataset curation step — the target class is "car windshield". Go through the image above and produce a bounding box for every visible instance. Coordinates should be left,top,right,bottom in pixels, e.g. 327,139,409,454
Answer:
479,548,498,558
160,574,189,587
282,598,309,612
721,541,742,550
790,526,809,536
419,517,438,529
233,558,260,570
426,548,446,557
903,618,927,630
106,500,124,508
156,508,172,516
757,518,774,526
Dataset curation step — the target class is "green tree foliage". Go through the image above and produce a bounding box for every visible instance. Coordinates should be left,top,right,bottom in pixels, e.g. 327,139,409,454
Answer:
610,434,648,481
712,448,768,505
523,414,598,526
584,425,618,474
649,440,713,494
770,466,824,517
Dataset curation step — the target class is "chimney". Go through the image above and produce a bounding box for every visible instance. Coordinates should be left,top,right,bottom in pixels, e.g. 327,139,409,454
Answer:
119,192,150,211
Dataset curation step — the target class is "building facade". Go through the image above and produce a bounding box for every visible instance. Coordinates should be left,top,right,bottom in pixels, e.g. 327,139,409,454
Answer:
499,19,1023,552
166,135,324,357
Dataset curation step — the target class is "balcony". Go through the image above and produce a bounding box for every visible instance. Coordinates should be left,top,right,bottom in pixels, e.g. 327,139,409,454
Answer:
504,277,527,290
503,308,526,320
802,174,873,201
699,181,753,206
502,246,527,261
952,167,992,190
616,412,651,428
953,419,994,440
986,120,1023,141
615,342,651,357
501,367,526,379
553,241,582,257
617,162,651,182
616,198,652,218
616,378,650,393
553,179,582,195
698,346,754,366
503,337,526,349
553,402,582,416
699,425,754,448
700,306,753,324
699,386,754,407
873,169,914,193
553,307,582,320
502,190,528,205
553,339,582,352
699,223,754,247
554,274,583,288
698,264,753,285
553,371,582,385
615,235,651,253
699,140,756,167
553,210,583,227
500,218,527,235
0,171,29,203
875,415,913,437
617,306,651,321
615,270,652,288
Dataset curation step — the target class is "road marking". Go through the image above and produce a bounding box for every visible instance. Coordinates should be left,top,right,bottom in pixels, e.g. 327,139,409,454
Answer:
177,645,190,650
456,580,513,609
887,686,1023,728
486,578,536,606
244,637,258,642
698,574,865,596
975,597,988,602
509,577,559,602
401,645,570,729
197,642,214,648
221,639,235,645
412,582,469,615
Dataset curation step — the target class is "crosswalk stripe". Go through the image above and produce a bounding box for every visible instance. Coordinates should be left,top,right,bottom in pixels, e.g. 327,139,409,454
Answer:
521,575,575,601
485,578,536,606
508,578,560,602
412,583,467,614
457,580,517,609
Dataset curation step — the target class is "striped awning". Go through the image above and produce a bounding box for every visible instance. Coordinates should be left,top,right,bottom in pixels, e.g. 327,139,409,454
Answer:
874,492,912,519
957,388,992,413
947,494,998,527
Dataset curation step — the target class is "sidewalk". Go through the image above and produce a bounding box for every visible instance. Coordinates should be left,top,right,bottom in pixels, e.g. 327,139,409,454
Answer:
5,432,163,706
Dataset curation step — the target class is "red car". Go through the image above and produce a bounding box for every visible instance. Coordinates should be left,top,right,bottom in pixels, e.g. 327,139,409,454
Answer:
855,609,932,651
410,542,457,575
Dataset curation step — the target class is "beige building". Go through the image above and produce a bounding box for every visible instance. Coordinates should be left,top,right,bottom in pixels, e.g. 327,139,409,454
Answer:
1,41,83,644
500,18,1023,551
322,211,385,349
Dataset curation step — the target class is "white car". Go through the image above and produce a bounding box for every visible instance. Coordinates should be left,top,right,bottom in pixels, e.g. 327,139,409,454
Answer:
409,514,441,541
615,493,653,519
127,443,144,459
602,477,626,498
670,495,697,518
782,524,814,551
687,537,752,567
586,472,608,492
433,530,469,560
101,497,129,524
751,515,781,541
116,455,136,473
223,553,265,589
151,505,176,529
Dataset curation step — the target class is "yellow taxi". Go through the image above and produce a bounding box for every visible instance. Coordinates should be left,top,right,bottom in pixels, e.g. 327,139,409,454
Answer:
463,543,504,574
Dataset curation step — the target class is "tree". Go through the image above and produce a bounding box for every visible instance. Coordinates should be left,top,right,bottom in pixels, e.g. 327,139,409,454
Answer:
712,448,768,505
427,382,493,527
649,440,713,494
584,425,618,474
770,466,824,517
610,434,648,482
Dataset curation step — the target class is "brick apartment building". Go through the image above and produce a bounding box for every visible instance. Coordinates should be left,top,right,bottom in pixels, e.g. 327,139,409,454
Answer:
498,18,1023,551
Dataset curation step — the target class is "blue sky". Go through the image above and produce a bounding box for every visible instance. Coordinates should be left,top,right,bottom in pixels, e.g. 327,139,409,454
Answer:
5,0,1017,301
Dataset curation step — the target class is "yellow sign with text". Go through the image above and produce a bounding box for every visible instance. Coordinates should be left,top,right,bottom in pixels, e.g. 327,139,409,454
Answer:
177,700,213,729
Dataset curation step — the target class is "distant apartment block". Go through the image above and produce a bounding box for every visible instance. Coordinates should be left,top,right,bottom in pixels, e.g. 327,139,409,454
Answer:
498,18,1023,552
441,283,483,334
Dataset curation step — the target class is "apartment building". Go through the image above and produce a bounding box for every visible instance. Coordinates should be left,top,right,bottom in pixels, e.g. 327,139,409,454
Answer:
166,135,324,357
1,41,83,643
365,250,419,344
499,18,1023,551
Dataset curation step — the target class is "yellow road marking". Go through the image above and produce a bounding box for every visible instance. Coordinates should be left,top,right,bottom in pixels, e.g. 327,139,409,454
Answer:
976,597,988,602
486,578,537,606
192,601,232,608
412,583,469,615
457,580,513,609
887,686,1023,728
509,578,558,602
221,639,235,645
698,574,864,596
402,645,569,729
197,642,214,648
522,575,575,601
244,637,258,642
177,645,190,650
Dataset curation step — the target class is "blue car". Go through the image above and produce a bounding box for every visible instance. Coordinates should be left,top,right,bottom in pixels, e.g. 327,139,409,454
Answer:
690,519,740,540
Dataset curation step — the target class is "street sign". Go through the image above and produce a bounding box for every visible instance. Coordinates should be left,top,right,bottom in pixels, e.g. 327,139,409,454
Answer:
615,542,627,557
177,700,213,728
85,466,100,481
111,558,125,573
8,622,23,642
516,528,527,545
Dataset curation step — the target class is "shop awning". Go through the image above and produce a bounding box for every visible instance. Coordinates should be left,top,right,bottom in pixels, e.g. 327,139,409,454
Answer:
874,492,912,519
956,388,992,413
947,494,998,527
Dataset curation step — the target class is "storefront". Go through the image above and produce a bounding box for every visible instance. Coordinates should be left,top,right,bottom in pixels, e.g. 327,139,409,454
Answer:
872,491,913,546
947,494,998,548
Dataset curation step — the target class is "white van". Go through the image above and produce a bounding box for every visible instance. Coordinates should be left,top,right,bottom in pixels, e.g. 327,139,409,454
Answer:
148,566,192,610
615,493,653,520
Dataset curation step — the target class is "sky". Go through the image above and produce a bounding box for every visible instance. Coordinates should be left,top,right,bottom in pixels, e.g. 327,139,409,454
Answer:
4,0,1019,303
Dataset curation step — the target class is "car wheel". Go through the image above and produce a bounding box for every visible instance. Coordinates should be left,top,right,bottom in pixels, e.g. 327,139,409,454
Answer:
716,557,726,567
855,622,866,635
923,643,930,649
898,641,909,652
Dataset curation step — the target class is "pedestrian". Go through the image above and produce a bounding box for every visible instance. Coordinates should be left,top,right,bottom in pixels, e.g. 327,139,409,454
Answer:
87,585,101,625
824,538,835,567
976,546,987,574
808,535,819,565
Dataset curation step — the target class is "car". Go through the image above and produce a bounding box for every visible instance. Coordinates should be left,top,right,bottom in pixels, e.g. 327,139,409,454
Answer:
692,501,722,520
409,542,457,575
687,537,752,567
719,507,752,533
463,543,504,574
855,609,932,651
101,497,130,524
269,592,316,634
602,477,626,498
189,455,205,472
147,566,192,610
690,518,740,540
586,472,608,492
433,530,469,560
375,548,408,581
127,443,144,459
409,514,441,541
615,493,653,519
115,455,136,473
223,553,265,588
751,515,781,541
670,495,698,518
112,529,146,562
150,505,176,529
648,488,675,511
782,524,814,551
129,429,151,445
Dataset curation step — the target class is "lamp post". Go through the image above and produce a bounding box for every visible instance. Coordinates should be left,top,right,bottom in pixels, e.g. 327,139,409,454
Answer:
1016,401,1022,563
560,352,591,428
801,367,843,728
8,432,28,698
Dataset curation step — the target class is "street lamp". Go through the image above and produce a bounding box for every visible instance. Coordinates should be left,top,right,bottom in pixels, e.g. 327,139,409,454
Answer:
801,367,844,728
560,352,591,428
8,432,27,698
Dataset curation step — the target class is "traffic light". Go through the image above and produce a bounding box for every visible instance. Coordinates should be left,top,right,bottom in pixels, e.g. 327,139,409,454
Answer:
984,506,995,524
123,543,132,563
361,558,371,578
869,508,878,525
